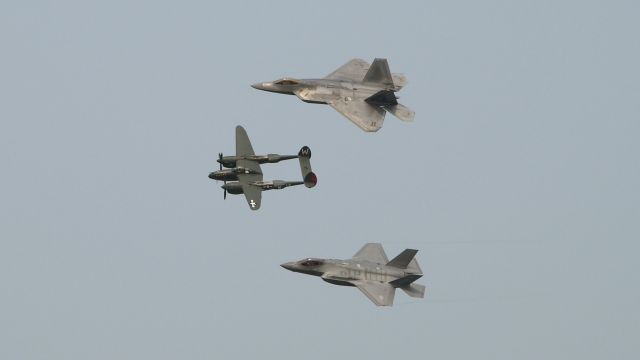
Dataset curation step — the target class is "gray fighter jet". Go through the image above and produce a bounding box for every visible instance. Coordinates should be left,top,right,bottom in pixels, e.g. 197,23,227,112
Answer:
281,243,425,306
208,126,317,210
252,58,414,132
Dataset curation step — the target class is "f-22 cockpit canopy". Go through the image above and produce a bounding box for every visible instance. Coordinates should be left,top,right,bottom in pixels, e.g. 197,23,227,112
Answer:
273,78,300,86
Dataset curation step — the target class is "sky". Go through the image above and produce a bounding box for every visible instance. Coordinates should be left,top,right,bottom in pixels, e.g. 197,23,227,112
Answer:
1,1,639,359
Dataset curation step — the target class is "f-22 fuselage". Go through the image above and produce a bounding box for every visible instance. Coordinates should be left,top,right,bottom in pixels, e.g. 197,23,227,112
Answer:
252,58,415,132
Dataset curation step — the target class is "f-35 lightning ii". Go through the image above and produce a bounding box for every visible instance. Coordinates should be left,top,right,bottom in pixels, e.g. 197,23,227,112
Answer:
252,58,414,132
281,243,425,306
208,125,317,210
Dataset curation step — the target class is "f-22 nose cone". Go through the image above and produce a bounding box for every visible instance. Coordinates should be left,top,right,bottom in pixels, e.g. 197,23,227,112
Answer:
251,83,264,90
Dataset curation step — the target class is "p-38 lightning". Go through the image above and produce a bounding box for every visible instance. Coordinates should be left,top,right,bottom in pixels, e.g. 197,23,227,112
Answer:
209,126,317,210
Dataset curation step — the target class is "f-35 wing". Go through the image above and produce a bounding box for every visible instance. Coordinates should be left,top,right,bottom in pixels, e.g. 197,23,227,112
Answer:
352,243,389,264
353,280,396,306
329,98,386,132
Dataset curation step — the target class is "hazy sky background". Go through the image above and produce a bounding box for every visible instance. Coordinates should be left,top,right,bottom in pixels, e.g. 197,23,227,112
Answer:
1,1,639,359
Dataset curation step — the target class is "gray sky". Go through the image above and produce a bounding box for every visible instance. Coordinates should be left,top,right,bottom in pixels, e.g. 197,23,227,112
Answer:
1,1,639,359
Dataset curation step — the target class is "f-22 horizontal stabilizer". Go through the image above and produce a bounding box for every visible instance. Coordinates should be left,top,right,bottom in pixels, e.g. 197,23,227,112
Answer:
384,104,415,122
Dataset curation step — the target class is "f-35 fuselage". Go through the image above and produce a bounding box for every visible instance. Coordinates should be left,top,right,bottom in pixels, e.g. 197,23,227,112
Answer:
281,258,416,286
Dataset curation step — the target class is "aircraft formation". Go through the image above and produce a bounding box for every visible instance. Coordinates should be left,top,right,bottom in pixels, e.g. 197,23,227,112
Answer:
209,58,422,306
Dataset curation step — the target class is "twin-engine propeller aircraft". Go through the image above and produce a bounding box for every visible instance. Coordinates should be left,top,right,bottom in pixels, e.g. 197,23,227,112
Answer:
281,243,425,306
252,58,414,132
209,125,317,210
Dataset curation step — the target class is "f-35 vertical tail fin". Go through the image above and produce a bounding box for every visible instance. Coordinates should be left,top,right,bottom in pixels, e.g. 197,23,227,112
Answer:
298,146,317,188
362,58,394,87
387,249,419,269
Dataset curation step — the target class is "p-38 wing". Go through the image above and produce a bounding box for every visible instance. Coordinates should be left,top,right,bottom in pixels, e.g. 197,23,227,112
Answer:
235,126,263,210
236,159,262,211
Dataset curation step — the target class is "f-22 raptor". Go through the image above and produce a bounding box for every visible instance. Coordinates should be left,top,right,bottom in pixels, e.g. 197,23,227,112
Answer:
209,126,317,210
252,58,414,132
281,243,425,306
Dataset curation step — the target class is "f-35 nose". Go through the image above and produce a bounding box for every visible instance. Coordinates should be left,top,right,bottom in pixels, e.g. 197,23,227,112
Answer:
280,262,295,271
251,82,265,90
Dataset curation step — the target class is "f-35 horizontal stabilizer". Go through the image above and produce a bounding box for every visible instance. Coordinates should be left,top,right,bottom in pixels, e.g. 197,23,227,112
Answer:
389,274,422,287
387,249,418,269
298,146,317,188
384,103,415,122
400,283,426,298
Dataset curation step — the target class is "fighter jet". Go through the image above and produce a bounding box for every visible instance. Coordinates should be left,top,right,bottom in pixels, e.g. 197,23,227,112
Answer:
281,243,425,306
208,125,317,210
252,58,414,132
